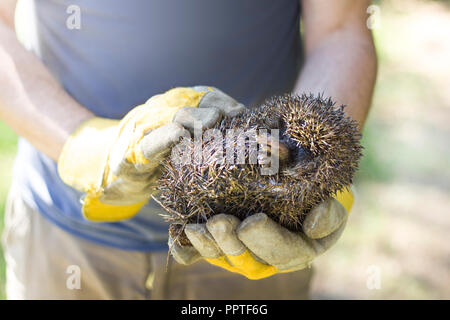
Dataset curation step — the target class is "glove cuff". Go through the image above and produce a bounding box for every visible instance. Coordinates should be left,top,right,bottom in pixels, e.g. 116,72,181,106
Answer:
82,193,147,222
57,117,118,194
334,188,354,213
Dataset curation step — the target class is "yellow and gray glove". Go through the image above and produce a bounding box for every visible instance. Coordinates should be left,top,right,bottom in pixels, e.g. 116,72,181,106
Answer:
170,190,353,280
58,86,244,222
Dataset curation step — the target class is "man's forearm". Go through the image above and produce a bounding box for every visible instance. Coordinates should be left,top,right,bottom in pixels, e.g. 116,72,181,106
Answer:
0,21,94,161
295,2,377,130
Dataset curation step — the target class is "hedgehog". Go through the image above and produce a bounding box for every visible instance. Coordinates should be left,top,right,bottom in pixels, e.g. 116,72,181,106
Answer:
155,93,363,246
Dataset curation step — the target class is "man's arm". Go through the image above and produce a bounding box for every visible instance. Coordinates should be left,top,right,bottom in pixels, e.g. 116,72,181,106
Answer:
296,0,377,129
0,0,16,28
0,1,94,161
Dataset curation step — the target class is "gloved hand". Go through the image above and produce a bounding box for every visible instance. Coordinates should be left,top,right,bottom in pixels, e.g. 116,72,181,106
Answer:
58,86,245,222
169,189,354,280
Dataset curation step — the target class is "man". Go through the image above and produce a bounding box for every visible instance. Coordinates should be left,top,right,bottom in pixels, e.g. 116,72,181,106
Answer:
0,0,376,299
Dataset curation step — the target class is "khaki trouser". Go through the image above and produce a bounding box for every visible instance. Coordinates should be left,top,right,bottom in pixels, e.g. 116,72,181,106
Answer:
1,183,312,299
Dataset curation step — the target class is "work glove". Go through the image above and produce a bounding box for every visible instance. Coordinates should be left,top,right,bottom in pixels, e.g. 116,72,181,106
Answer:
169,189,354,280
58,86,245,222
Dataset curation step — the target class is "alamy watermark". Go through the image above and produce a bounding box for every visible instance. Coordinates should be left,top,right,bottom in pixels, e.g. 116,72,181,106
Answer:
366,4,381,30
66,265,81,290
170,122,281,176
366,265,381,290
66,5,81,30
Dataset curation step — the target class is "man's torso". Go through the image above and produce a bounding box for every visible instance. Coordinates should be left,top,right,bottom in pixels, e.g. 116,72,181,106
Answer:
13,0,302,250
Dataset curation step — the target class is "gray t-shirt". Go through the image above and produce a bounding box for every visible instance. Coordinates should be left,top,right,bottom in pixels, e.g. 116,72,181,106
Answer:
13,0,302,250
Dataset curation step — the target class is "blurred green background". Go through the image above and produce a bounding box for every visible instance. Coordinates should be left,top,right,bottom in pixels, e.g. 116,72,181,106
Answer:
0,0,449,299
0,121,16,299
